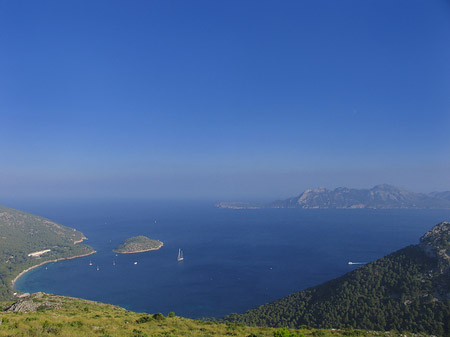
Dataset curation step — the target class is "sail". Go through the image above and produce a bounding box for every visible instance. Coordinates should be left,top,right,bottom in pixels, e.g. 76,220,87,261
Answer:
177,248,184,261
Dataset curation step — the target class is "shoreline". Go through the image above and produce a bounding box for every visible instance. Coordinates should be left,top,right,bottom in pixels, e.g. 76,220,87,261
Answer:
114,242,164,254
11,250,97,290
73,236,88,245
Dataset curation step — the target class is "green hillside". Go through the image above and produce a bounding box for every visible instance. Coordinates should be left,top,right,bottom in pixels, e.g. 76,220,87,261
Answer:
225,222,450,336
0,293,429,337
0,206,95,299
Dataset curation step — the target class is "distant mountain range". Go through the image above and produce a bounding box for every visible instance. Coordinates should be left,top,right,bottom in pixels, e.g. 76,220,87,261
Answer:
217,184,450,209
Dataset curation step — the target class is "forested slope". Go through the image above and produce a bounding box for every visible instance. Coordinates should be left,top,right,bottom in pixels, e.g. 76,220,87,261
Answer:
0,206,95,299
226,222,450,336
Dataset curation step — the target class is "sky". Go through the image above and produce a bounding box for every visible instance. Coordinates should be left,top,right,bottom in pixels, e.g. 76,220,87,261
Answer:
0,0,449,201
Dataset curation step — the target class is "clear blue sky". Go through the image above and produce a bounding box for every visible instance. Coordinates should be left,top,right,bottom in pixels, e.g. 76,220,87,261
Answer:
1,0,449,200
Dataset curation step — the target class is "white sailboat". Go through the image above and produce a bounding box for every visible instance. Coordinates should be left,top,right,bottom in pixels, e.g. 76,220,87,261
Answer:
177,248,184,262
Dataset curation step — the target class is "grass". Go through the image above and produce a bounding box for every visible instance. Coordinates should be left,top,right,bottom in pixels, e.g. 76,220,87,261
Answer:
0,294,431,337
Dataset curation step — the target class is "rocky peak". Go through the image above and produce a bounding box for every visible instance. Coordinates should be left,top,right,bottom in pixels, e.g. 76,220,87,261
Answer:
334,187,351,193
371,184,403,192
420,222,450,273
297,189,312,203
313,187,329,193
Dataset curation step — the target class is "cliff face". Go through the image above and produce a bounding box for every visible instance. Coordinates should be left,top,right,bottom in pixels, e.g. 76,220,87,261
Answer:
420,222,450,274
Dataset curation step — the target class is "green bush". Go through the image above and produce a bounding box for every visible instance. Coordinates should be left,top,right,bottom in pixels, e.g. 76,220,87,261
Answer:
132,329,148,337
273,327,297,337
69,320,83,328
136,315,152,324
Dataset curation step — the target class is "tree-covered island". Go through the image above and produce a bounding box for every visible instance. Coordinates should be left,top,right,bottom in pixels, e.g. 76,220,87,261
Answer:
113,236,163,254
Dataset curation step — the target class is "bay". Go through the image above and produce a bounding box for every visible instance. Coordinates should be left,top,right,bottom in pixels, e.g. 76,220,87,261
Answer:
14,200,450,318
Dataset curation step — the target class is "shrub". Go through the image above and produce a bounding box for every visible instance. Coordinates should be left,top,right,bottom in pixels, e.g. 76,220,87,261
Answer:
136,316,152,324
42,320,61,335
69,320,83,328
132,329,148,337
273,327,298,337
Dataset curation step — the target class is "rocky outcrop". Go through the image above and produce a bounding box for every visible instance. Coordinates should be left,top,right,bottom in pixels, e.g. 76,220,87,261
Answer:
420,222,450,274
5,292,62,312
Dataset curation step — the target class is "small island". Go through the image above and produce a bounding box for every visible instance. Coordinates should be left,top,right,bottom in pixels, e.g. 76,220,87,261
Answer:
113,236,164,254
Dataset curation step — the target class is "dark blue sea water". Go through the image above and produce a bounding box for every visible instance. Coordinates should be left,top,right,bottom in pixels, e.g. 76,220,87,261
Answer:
13,200,450,319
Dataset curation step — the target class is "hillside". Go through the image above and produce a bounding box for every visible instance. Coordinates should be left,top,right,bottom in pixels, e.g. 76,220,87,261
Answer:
217,185,450,209
0,206,95,300
0,293,431,337
225,222,450,336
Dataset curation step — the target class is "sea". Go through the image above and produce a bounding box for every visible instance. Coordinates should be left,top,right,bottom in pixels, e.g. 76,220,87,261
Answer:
12,199,450,319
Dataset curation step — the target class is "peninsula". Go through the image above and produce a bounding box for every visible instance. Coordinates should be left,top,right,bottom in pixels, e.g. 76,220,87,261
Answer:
113,235,163,254
0,205,95,299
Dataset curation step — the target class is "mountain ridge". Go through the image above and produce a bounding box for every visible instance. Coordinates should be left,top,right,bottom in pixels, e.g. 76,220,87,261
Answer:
217,184,450,209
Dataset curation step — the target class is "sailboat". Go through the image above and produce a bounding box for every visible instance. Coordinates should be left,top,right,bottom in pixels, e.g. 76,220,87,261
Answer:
177,248,184,262
89,261,93,266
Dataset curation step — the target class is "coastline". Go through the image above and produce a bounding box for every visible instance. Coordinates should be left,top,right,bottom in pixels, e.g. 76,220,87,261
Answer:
114,242,164,254
73,236,88,245
11,250,96,290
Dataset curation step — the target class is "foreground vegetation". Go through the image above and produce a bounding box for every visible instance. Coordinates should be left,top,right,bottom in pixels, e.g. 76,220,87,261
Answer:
0,293,431,337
